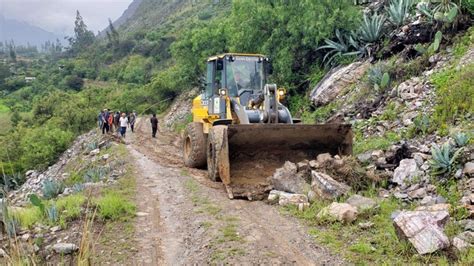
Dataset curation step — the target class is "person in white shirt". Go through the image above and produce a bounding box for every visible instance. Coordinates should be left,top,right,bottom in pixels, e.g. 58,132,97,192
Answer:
119,113,129,137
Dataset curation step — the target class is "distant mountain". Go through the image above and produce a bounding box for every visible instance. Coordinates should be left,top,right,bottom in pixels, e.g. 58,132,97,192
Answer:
102,0,230,35
0,15,64,47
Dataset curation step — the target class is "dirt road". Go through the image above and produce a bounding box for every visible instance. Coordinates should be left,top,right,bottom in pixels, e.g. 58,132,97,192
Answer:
127,118,345,265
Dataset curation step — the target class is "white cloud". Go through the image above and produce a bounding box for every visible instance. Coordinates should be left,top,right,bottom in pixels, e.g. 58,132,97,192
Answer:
1,0,133,34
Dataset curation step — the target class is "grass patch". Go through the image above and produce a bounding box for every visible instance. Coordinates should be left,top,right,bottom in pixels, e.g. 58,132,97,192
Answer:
452,26,474,59
96,191,136,220
302,102,338,124
12,207,43,229
173,113,192,133
55,193,86,221
430,63,474,135
354,131,401,154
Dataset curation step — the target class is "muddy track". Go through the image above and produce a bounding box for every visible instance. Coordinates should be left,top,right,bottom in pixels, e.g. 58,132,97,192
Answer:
128,118,345,265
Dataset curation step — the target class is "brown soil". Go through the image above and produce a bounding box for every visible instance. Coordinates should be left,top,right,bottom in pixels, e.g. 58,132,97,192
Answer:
126,118,346,265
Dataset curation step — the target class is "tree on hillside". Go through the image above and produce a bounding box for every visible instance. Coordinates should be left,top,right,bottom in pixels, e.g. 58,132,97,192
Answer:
106,18,120,48
9,45,16,62
66,10,95,55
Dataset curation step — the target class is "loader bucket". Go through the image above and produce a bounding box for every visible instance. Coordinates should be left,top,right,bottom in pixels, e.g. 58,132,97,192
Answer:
214,124,352,200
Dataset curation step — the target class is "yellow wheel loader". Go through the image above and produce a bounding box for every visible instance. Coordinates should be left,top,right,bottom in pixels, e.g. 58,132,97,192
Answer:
183,53,352,200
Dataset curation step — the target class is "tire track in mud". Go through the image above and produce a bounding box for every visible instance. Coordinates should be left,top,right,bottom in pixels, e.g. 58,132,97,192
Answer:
128,118,345,265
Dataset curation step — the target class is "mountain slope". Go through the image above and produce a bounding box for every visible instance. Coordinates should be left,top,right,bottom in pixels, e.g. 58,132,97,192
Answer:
0,15,63,46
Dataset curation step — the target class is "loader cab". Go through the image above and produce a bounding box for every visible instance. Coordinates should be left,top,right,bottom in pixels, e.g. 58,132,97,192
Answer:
205,54,270,107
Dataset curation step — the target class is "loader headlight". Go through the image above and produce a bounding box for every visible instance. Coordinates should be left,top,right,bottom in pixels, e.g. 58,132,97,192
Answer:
219,89,227,96
278,88,286,96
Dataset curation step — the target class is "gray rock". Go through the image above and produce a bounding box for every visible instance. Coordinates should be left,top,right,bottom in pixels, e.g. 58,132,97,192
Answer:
316,153,333,165
452,236,471,252
269,161,308,194
394,192,408,199
463,162,474,175
310,171,350,200
52,243,78,254
357,152,372,163
456,231,474,244
310,61,370,106
309,160,320,169
346,195,377,211
102,154,110,161
393,159,419,186
268,190,309,210
420,195,435,206
458,219,474,231
371,150,384,160
296,160,310,173
317,202,358,223
0,248,6,257
89,148,100,156
359,221,374,229
391,210,402,220
435,195,447,204
307,190,317,203
415,203,451,212
408,187,427,199
393,210,450,254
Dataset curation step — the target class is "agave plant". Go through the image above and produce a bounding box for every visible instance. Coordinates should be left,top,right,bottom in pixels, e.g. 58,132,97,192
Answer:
388,0,413,27
42,179,65,199
317,30,362,65
453,132,470,147
46,205,59,223
367,64,390,91
359,13,386,43
429,142,463,176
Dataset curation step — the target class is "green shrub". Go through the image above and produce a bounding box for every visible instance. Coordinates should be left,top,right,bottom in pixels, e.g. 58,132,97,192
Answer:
96,192,135,220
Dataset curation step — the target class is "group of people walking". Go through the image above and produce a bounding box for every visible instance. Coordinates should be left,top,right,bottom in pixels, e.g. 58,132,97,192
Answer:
98,109,137,137
98,109,159,138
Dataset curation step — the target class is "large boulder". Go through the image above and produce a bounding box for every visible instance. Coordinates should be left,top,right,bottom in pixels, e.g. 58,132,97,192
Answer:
393,210,450,255
392,159,419,186
269,161,308,194
310,171,350,200
317,202,358,223
310,61,370,106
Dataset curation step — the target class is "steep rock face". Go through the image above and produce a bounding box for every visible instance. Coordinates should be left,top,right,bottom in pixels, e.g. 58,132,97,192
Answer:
310,61,370,106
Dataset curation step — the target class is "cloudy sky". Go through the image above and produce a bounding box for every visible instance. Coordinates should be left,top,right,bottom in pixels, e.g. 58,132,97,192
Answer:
1,0,133,35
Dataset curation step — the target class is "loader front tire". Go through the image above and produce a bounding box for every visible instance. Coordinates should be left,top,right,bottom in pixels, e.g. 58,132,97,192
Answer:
207,126,227,182
183,122,207,168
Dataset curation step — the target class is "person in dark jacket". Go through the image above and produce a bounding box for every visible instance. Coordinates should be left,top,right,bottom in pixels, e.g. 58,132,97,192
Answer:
98,111,103,129
101,109,109,134
114,111,120,133
129,111,137,133
150,114,158,138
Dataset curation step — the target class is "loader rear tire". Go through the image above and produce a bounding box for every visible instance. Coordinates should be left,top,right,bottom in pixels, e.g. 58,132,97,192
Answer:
183,122,207,168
